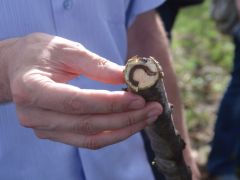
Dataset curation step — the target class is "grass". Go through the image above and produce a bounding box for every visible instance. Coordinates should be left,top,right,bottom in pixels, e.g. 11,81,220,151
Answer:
171,0,233,131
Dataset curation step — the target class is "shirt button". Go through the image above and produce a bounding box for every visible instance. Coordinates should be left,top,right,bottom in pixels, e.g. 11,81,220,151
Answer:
63,0,73,10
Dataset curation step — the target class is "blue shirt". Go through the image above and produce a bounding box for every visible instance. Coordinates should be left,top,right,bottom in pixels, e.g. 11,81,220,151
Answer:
0,1,164,179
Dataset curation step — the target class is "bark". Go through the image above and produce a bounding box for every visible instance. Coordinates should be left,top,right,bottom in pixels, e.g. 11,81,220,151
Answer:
124,56,192,180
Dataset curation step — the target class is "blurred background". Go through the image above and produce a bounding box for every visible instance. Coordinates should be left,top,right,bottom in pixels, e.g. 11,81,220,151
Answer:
168,0,234,177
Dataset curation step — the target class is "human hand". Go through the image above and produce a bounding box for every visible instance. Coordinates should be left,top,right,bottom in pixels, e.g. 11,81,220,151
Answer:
0,33,162,149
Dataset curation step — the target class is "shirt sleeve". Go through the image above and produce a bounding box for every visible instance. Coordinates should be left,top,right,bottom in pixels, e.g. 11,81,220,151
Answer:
125,0,166,27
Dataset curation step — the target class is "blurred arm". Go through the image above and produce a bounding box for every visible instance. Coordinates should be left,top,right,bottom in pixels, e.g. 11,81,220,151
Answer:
127,9,188,151
236,0,240,17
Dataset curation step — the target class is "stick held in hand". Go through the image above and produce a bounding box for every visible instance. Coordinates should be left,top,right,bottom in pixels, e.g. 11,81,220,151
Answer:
124,56,192,180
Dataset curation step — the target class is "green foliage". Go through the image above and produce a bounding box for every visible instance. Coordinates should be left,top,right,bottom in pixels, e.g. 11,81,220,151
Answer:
171,0,233,130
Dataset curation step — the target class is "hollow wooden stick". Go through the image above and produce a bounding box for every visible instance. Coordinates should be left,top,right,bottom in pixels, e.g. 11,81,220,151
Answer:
124,56,192,180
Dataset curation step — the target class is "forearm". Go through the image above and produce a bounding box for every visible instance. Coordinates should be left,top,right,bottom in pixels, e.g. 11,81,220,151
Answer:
127,11,190,145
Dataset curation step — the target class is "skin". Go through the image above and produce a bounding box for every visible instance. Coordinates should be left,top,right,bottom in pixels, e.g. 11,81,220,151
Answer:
0,33,163,149
236,0,240,16
127,10,200,180
0,8,199,178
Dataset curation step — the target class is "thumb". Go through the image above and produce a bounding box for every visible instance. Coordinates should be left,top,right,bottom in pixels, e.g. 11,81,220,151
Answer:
80,51,125,84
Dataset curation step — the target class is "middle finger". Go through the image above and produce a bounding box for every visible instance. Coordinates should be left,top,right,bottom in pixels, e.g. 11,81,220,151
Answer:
17,102,162,134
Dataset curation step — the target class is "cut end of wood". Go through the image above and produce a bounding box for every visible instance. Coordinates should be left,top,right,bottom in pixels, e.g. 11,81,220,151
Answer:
124,56,163,92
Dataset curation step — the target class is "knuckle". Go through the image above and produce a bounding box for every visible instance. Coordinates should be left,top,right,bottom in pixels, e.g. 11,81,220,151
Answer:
11,83,30,106
74,42,84,49
30,32,46,37
17,107,46,129
34,130,48,139
126,114,137,126
12,92,31,106
72,116,93,133
80,117,94,133
63,94,84,113
18,114,32,128
97,58,108,67
84,137,101,150
23,33,51,51
127,123,145,136
17,108,35,128
108,100,119,113
77,46,88,56
128,126,135,136
25,32,46,42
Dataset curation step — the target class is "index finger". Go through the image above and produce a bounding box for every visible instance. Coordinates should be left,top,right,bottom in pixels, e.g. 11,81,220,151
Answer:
52,37,125,84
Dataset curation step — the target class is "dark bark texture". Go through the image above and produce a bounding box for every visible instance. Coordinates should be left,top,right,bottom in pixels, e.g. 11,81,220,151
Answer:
124,56,192,180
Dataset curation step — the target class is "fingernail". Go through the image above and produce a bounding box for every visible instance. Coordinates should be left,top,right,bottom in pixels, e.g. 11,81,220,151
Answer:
128,99,145,110
147,116,158,125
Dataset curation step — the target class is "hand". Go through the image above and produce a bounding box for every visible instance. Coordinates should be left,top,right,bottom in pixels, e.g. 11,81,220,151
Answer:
0,33,162,149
